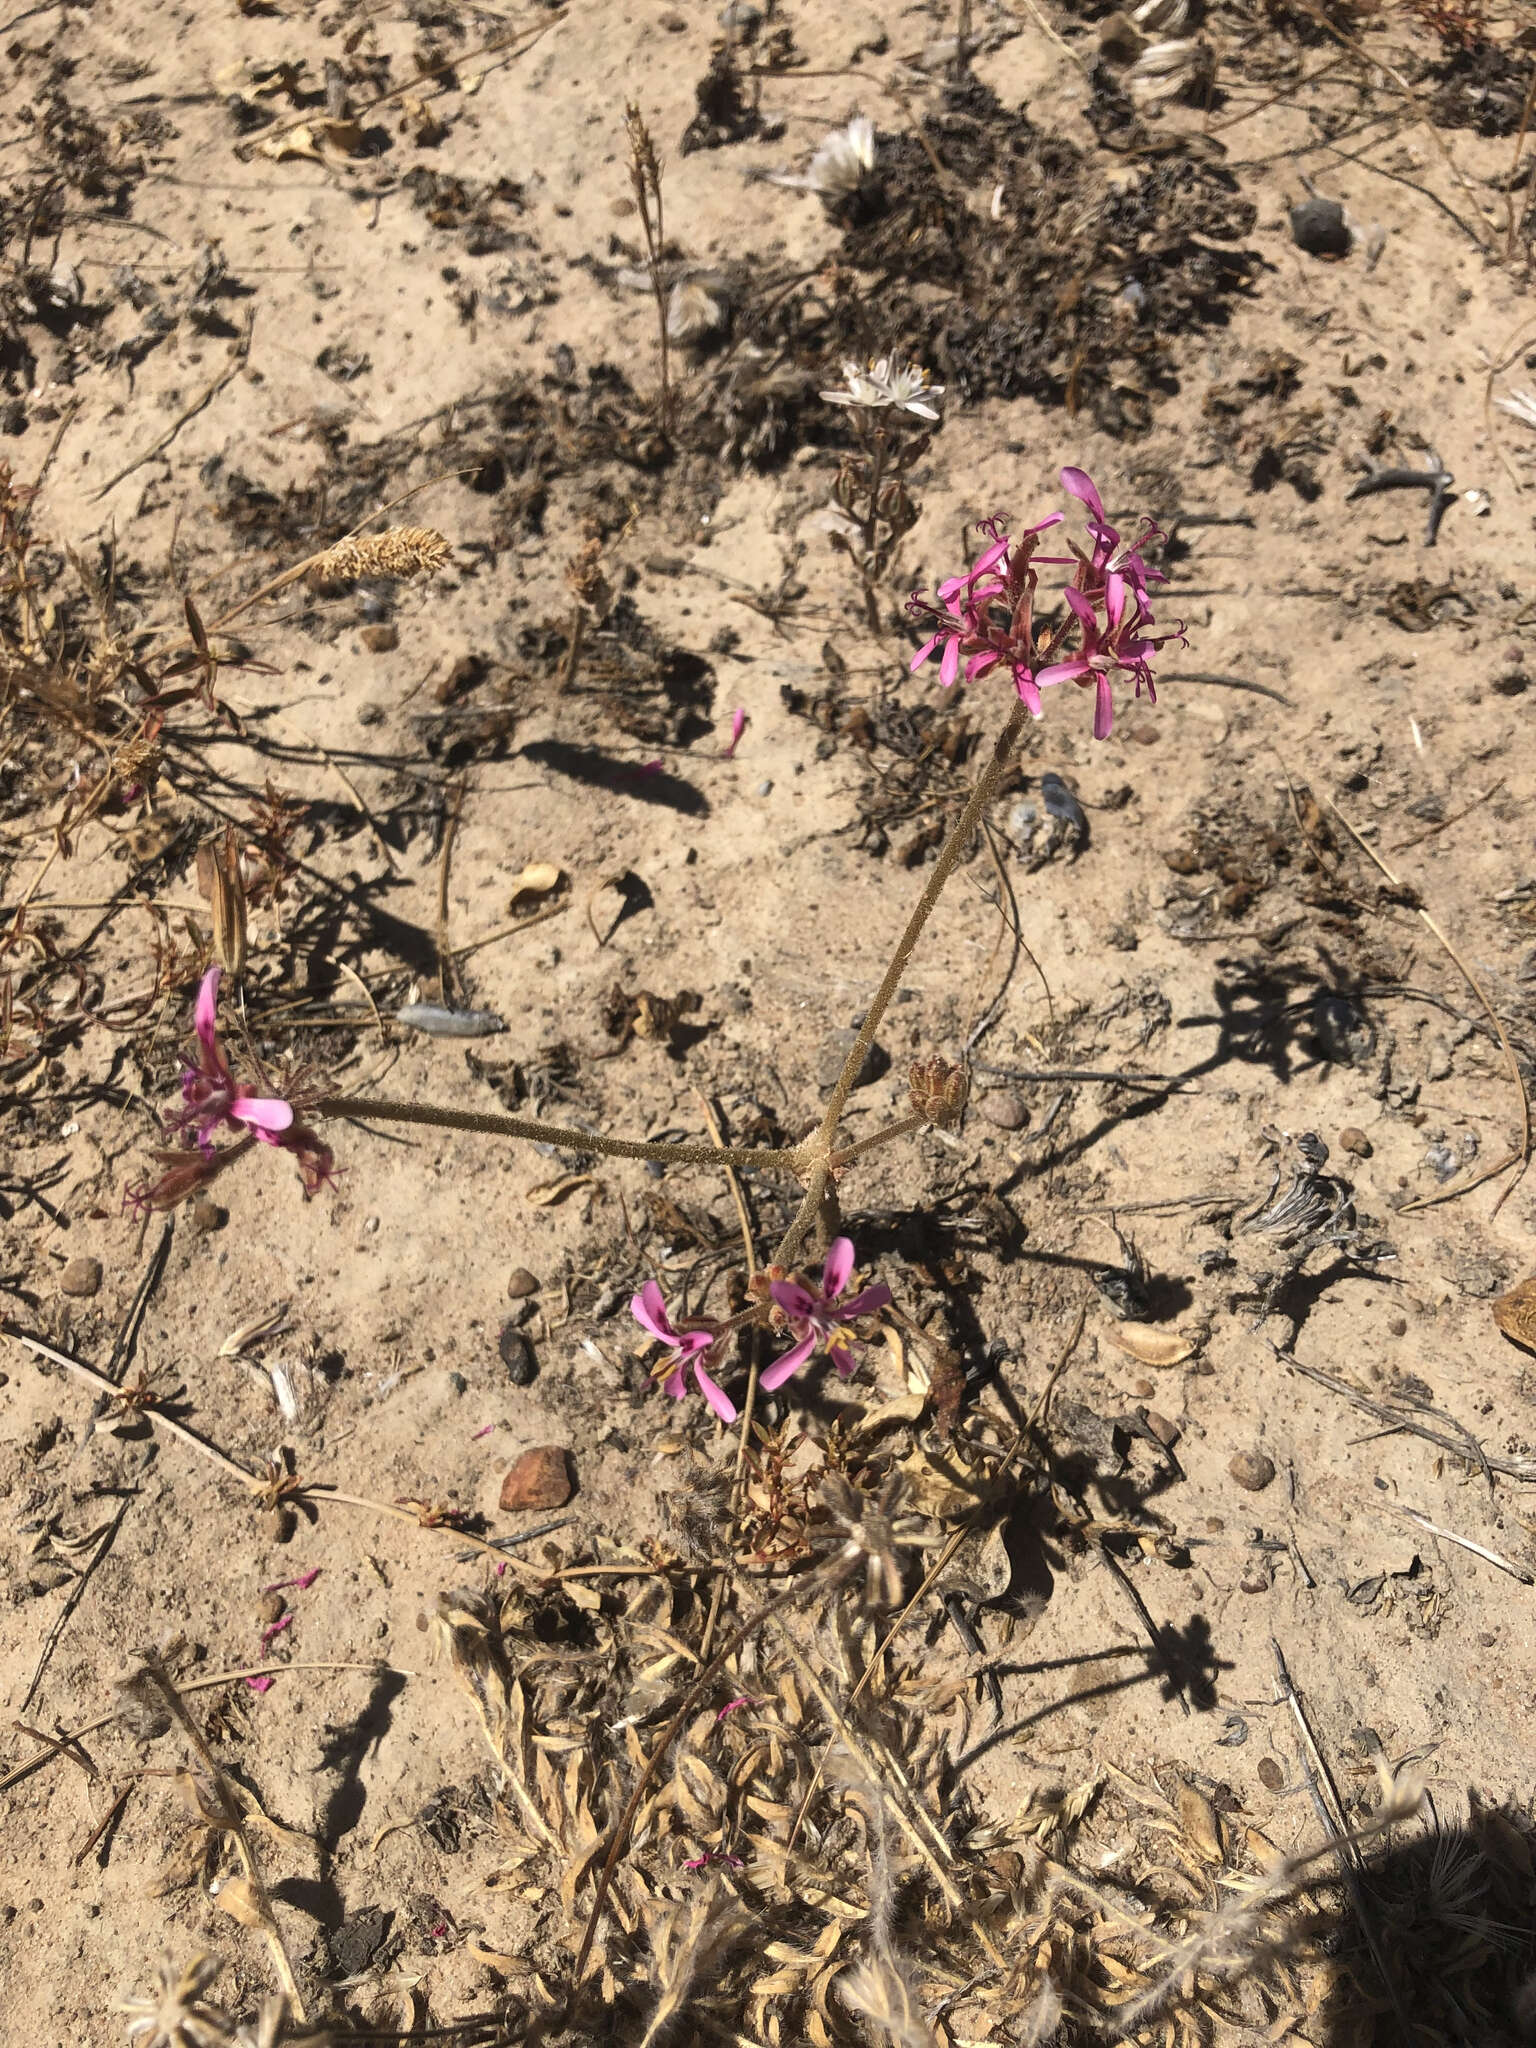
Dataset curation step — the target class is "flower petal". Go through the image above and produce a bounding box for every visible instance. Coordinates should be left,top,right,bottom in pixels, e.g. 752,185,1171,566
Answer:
828,1343,858,1379
663,1363,687,1400
692,1358,738,1424
1014,669,1043,717
939,633,961,688
760,1334,817,1392
231,1095,295,1135
1035,659,1091,689
1093,672,1115,741
839,1282,893,1319
1060,467,1105,523
194,967,223,1063
769,1280,818,1320
910,632,942,674
631,1281,675,1345
822,1237,855,1300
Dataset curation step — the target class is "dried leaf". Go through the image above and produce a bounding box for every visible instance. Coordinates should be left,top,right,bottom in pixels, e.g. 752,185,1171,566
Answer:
213,1873,269,1929
1493,1275,1536,1356
1177,1780,1224,1864
524,1173,597,1206
257,118,365,163
1105,1321,1197,1368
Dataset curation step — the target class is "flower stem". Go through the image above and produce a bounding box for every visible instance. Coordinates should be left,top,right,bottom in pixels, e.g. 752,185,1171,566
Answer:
773,697,1029,1266
314,1094,798,1174
829,1111,927,1171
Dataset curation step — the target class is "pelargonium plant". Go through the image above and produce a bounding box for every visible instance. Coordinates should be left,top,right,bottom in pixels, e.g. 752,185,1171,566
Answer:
126,451,1185,1443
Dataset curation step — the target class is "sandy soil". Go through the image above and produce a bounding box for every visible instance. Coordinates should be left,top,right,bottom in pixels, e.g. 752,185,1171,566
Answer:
3,0,1536,2042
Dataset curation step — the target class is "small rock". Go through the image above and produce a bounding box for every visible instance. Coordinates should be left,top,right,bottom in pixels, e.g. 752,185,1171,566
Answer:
189,1194,225,1234
1239,1569,1271,1594
257,1592,285,1627
1388,1314,1407,1337
360,624,399,653
978,1091,1028,1131
1229,1450,1276,1492
499,1323,537,1386
1143,1409,1180,1448
816,1028,888,1093
1338,1126,1372,1158
1257,1756,1285,1791
59,1256,103,1298
506,1267,540,1299
1290,195,1350,258
754,779,773,798
499,1445,573,1511
263,1506,297,1545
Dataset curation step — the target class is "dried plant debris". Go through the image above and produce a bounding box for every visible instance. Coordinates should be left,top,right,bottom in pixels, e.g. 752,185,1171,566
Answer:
803,81,1258,434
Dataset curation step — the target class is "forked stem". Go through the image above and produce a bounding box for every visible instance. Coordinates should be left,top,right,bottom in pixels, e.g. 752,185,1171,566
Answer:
314,1095,796,1173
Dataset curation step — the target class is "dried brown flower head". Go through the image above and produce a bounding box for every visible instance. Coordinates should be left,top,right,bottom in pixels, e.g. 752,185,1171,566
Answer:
907,1055,969,1128
821,1472,931,1609
120,1955,231,2048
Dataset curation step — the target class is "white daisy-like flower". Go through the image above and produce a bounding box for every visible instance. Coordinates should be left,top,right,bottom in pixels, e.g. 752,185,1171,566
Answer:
763,115,876,197
1495,387,1536,430
820,356,944,421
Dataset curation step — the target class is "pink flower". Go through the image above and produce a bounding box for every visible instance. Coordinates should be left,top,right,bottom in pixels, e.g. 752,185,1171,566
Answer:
631,1281,737,1423
175,968,294,1156
762,1237,892,1392
722,707,748,759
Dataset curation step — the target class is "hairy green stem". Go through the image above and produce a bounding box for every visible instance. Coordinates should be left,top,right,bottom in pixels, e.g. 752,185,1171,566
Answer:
772,697,1029,1266
315,1095,798,1173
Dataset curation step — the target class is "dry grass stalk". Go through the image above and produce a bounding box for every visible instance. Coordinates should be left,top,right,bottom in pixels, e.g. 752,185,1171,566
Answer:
302,526,451,593
638,1883,752,2048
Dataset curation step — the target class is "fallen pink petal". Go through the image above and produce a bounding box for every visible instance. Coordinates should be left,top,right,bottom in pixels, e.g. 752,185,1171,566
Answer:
245,1673,277,1694
471,1422,497,1440
259,1612,293,1654
722,706,748,757
262,1568,321,1594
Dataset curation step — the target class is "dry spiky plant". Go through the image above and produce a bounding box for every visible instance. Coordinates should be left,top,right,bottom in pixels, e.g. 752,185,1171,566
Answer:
302,526,452,593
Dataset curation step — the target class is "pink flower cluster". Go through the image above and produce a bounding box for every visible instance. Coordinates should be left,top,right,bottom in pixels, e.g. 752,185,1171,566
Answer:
630,1237,891,1423
908,468,1183,740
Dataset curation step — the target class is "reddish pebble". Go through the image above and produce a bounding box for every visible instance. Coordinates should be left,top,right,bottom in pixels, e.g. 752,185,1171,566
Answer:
499,1446,574,1511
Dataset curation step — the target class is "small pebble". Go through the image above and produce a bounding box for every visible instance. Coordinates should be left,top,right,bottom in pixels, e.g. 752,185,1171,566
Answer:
1143,1409,1180,1448
1338,1127,1372,1158
1257,1756,1285,1791
257,1592,285,1627
1290,194,1350,258
1388,1314,1407,1337
506,1267,540,1299
499,1323,538,1386
1131,1377,1155,1399
189,1194,224,1234
263,1507,296,1545
59,1256,103,1298
364,1215,381,1235
499,1445,574,1511
978,1091,1028,1131
754,779,773,797
360,623,399,653
1229,1450,1276,1492
1239,1570,1271,1594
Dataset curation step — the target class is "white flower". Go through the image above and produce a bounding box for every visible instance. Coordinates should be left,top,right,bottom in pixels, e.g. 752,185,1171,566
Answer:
762,115,876,197
1495,387,1536,430
820,356,944,421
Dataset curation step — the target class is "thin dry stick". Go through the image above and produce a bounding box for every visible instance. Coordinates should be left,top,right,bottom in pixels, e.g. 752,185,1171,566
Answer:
1324,794,1531,1213
1388,1503,1534,1585
435,777,466,999
569,1574,814,1991
20,1486,137,1713
1,1663,411,1798
1504,60,1536,259
1271,1639,1411,2039
784,1305,1087,1859
142,1654,306,2018
91,314,254,502
767,1615,968,1915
